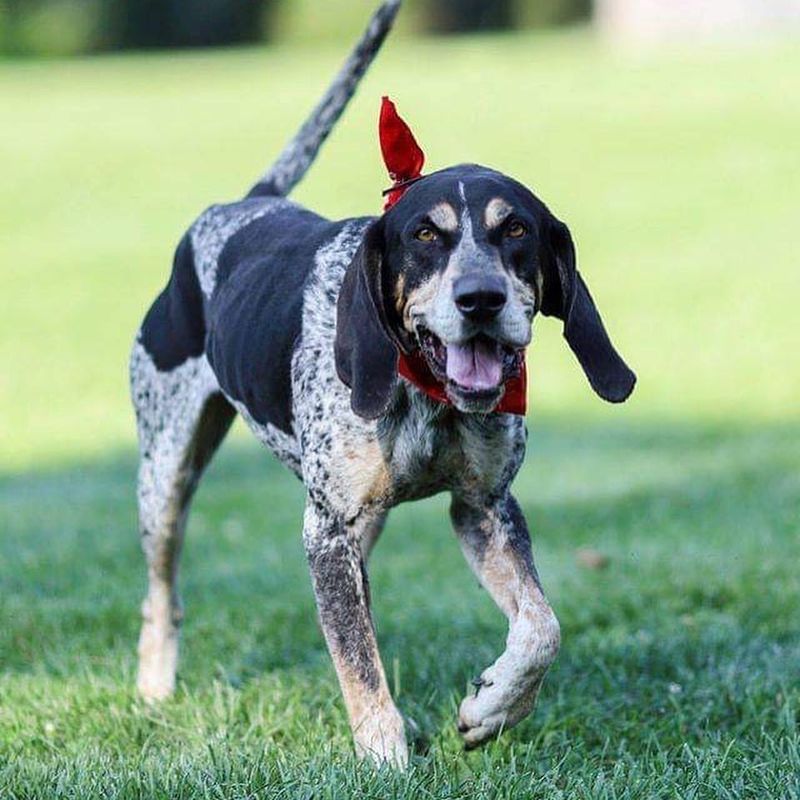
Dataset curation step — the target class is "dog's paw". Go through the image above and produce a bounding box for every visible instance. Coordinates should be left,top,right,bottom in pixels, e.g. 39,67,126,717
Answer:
456,664,540,750
353,704,409,768
136,617,179,702
137,672,175,703
458,607,560,748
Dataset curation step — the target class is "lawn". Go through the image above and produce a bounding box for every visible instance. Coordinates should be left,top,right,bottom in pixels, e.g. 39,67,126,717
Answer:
1,20,799,799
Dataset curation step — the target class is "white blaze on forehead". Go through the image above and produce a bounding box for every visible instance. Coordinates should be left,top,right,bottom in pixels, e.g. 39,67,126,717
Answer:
427,202,458,232
445,179,485,279
457,181,474,241
484,197,513,229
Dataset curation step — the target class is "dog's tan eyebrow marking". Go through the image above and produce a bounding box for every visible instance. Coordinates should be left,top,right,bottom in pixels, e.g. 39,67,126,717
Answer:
427,202,458,232
484,198,513,229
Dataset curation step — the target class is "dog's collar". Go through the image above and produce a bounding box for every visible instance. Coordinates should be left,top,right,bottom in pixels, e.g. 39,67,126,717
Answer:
397,350,527,415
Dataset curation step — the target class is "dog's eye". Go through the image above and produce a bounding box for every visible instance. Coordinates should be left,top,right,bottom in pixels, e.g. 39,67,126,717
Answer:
506,221,527,239
415,227,437,243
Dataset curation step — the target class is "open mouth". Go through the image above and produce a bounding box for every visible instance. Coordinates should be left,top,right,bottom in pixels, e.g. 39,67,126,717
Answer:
417,326,523,396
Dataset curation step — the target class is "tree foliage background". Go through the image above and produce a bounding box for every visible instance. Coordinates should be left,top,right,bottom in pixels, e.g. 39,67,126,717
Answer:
0,0,592,57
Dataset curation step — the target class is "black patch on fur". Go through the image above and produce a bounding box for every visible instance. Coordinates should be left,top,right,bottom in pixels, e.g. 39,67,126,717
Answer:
140,235,206,371
451,493,542,590
306,531,381,692
205,208,369,434
377,164,546,306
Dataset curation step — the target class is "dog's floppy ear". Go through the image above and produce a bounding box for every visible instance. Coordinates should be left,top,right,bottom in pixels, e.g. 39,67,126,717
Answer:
541,216,636,403
335,220,399,419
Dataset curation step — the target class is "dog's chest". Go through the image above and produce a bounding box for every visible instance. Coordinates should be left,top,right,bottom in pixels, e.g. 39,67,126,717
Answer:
379,391,525,502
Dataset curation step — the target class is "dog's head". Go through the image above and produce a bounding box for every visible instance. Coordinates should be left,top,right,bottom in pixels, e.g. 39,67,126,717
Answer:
335,164,636,418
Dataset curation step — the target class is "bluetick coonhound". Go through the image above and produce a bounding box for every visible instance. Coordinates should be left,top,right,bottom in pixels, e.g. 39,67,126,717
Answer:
130,0,635,767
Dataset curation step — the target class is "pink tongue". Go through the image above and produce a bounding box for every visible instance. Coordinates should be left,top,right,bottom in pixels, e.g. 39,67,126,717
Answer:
446,339,503,390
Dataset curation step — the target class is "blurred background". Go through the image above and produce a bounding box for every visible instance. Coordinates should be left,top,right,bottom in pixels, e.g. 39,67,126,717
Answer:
0,0,593,57
4,0,800,56
2,0,798,467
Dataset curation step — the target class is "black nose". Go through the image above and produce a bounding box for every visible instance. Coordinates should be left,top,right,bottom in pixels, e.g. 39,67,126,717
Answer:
453,274,507,322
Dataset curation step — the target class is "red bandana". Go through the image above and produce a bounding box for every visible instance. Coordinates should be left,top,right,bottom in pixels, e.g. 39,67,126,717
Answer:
397,350,528,415
379,96,527,416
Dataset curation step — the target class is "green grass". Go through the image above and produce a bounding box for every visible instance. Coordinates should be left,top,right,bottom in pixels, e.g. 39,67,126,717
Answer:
2,424,799,797
1,22,799,799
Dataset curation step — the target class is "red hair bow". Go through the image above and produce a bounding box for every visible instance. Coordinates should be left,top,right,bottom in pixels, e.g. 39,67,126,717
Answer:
379,96,425,210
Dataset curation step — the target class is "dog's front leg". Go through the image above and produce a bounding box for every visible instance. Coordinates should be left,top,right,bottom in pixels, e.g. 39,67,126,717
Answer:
450,492,561,749
303,499,407,767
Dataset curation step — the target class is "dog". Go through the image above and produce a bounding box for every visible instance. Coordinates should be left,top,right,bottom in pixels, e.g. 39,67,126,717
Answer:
130,0,635,768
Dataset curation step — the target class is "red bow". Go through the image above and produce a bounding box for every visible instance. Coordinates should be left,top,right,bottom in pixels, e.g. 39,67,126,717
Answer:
380,96,425,210
379,97,527,416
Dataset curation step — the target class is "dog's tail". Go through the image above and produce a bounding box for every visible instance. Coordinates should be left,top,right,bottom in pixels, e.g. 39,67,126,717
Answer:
247,0,402,199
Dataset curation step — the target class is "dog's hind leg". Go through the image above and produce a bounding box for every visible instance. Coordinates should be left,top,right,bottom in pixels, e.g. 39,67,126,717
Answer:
130,341,235,700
